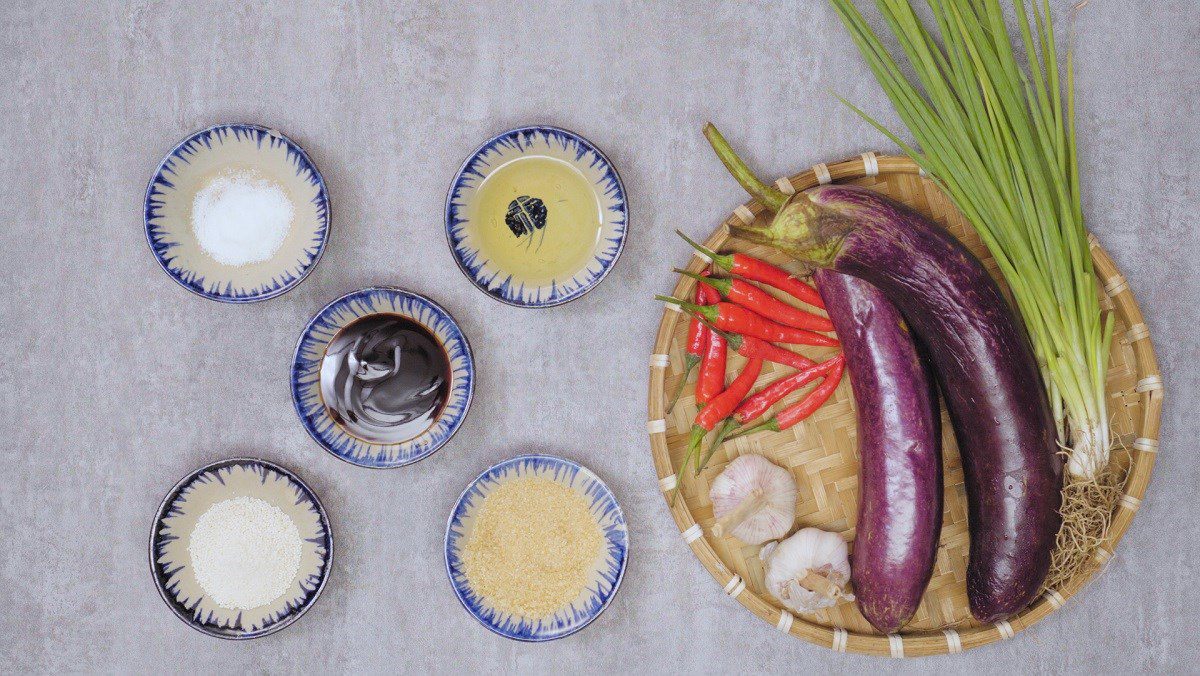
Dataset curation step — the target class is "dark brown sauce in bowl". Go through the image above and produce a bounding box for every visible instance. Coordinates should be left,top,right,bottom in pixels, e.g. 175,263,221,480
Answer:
319,313,452,444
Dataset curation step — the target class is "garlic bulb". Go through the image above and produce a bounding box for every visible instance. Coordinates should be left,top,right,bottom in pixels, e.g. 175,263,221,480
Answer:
760,527,853,614
708,454,796,544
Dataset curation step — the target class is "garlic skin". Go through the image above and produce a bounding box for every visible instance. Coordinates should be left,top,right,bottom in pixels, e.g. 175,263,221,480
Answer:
709,454,796,544
760,527,853,614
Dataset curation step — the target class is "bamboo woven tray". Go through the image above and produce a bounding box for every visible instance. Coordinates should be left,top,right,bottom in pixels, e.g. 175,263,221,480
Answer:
647,154,1162,657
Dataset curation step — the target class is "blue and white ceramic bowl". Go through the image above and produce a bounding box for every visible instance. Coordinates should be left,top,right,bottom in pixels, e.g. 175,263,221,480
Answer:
144,123,330,302
445,454,629,641
149,458,333,640
445,126,628,307
291,287,475,468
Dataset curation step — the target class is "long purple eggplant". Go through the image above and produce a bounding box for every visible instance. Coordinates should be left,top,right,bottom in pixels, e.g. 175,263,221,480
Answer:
816,270,942,633
705,125,1061,623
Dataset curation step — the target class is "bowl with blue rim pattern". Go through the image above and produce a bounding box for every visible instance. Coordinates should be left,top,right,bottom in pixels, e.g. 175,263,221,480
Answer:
445,126,628,307
144,123,330,302
291,287,475,468
149,457,333,639
445,454,629,641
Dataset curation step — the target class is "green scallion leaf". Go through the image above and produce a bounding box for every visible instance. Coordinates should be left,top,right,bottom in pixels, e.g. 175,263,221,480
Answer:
828,0,1111,477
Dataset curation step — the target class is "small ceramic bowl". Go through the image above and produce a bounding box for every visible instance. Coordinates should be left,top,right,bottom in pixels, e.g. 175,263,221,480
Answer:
149,458,333,639
445,454,629,641
144,123,330,302
445,126,628,307
291,287,475,468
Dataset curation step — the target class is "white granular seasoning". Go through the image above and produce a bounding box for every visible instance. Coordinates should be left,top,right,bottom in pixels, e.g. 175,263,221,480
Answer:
191,169,294,266
187,496,303,611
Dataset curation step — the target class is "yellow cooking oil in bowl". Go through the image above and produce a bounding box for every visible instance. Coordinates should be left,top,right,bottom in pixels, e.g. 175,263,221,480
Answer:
466,156,603,287
446,126,628,307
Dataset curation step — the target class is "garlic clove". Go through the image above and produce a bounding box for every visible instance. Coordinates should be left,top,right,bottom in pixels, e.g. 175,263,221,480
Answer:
709,454,797,545
761,527,853,614
759,540,779,561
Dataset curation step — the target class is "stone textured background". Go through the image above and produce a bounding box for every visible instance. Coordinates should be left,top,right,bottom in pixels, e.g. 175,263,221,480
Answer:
1,1,1195,673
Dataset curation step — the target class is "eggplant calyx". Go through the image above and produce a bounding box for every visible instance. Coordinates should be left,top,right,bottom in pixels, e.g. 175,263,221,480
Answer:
703,122,851,267
730,193,851,268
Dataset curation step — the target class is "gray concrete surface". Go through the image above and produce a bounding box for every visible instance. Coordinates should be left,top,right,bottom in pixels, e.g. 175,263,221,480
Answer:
1,1,1196,673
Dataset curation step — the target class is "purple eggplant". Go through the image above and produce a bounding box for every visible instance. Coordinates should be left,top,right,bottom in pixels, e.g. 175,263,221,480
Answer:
705,125,1061,622
816,270,942,633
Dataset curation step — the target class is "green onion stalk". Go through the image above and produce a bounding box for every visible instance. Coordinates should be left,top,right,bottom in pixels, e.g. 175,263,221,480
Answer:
827,0,1113,478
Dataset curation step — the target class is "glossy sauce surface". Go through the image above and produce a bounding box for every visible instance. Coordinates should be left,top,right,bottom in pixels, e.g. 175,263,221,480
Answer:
320,314,451,444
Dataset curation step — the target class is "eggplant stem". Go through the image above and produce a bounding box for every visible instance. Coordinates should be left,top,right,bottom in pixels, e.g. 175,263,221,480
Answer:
702,123,788,212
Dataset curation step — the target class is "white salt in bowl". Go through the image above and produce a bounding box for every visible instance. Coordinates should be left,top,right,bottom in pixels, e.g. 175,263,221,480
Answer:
144,123,330,303
149,458,333,639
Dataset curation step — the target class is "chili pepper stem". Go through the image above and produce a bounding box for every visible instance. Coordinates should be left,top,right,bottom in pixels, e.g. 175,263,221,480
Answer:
674,268,730,295
714,328,742,351
682,307,736,346
655,295,718,323
665,355,700,414
697,418,738,475
725,419,780,441
675,229,733,270
670,425,707,505
655,294,691,310
702,123,788,212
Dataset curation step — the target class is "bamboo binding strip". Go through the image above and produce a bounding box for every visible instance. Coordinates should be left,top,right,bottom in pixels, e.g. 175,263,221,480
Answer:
646,155,1162,657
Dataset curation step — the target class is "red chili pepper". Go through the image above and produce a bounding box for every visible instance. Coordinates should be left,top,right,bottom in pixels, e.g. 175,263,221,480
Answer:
675,268,835,332
677,230,824,309
727,333,816,370
726,358,845,439
666,272,711,413
734,354,845,424
673,358,764,497
687,313,816,370
693,284,726,406
698,355,843,472
697,358,763,432
656,296,839,347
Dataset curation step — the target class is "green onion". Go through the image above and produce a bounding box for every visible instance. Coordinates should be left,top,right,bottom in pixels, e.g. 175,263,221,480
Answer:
827,0,1111,477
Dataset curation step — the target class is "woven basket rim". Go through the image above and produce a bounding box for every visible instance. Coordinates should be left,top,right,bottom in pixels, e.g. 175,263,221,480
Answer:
646,153,1162,657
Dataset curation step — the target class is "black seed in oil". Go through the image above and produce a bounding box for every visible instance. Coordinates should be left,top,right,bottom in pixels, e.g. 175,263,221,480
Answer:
504,195,547,238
